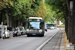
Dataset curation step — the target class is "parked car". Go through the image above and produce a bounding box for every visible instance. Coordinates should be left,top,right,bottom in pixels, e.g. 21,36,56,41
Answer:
7,27,14,38
18,26,26,35
13,27,21,36
0,25,9,39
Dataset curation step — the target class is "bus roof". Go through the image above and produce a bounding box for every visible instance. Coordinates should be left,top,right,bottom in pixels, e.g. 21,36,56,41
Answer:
28,17,42,20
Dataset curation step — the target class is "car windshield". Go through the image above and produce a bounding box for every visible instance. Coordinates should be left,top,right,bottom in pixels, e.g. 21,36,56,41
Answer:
46,24,51,27
28,22,41,29
50,24,54,27
47,24,56,27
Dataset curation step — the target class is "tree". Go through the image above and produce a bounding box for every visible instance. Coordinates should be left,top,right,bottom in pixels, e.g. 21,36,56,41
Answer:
0,0,47,27
43,4,55,23
45,0,75,44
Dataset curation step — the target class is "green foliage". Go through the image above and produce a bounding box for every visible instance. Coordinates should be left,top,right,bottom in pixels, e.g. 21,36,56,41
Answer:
46,0,66,13
45,0,66,23
0,0,66,25
0,0,47,26
43,4,55,23
57,24,64,26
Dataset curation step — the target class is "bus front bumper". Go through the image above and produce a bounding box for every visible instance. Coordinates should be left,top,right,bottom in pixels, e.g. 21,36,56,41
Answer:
26,32,44,35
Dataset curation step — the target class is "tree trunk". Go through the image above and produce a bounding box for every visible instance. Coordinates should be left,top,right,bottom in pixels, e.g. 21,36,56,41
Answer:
0,13,2,24
65,0,70,40
65,16,68,36
9,16,12,27
68,16,73,42
18,21,21,26
16,20,18,27
72,0,75,44
6,13,9,27
66,0,70,10
65,4,69,40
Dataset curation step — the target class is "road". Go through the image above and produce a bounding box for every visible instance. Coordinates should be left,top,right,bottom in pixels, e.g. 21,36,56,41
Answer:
0,29,60,50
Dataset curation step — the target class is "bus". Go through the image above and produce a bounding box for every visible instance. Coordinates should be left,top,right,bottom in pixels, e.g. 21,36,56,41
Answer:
46,23,57,29
25,17,45,37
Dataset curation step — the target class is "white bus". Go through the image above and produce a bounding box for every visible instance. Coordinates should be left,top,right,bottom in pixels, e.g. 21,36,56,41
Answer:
46,23,57,29
25,17,45,37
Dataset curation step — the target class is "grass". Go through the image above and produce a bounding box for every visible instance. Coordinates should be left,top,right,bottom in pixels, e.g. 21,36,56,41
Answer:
57,24,65,26
64,32,72,50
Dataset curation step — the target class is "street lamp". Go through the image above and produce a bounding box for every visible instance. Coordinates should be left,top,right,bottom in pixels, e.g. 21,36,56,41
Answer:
70,1,73,16
70,1,73,10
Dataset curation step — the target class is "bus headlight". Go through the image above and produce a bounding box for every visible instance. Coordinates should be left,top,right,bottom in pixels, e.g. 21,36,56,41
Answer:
26,29,29,32
39,30,42,32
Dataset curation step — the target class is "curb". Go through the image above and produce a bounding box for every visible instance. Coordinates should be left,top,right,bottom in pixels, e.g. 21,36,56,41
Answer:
36,29,60,50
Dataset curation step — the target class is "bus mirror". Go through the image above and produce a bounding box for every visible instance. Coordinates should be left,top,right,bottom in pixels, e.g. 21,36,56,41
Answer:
41,20,43,22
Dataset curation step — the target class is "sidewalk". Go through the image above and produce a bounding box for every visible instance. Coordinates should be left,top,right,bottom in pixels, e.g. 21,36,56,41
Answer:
42,29,64,50
61,31,74,50
64,32,74,50
41,28,75,50
59,31,64,50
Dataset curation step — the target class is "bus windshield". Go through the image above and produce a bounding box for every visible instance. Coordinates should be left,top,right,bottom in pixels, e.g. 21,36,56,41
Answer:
47,24,57,27
28,22,41,29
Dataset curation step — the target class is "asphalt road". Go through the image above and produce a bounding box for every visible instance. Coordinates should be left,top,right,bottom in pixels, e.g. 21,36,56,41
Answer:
0,29,60,50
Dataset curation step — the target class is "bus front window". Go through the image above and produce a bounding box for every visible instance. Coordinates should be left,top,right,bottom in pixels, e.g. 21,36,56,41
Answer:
28,22,41,29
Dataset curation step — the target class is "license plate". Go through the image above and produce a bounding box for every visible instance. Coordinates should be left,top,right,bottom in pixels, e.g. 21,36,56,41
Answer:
32,34,36,35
